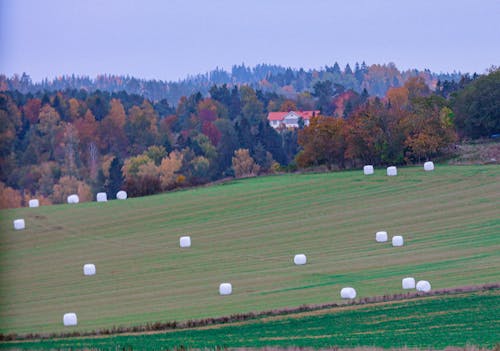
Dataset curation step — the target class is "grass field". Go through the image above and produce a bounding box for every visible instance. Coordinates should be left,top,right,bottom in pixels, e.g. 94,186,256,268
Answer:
0,165,499,336
2,290,499,350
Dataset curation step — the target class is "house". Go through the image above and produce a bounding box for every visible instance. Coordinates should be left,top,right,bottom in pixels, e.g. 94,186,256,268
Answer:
267,110,320,129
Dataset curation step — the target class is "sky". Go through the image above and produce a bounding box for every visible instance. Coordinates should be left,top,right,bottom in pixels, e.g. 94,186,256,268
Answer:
1,0,499,82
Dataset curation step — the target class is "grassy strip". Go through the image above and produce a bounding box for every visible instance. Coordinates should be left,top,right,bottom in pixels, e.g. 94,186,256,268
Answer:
1,289,498,350
1,283,498,341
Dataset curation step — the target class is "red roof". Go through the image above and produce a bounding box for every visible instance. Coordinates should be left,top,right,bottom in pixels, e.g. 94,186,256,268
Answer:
267,110,320,121
268,112,288,121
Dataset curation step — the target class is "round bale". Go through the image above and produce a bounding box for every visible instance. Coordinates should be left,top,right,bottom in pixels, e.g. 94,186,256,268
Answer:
67,194,79,204
219,283,232,295
294,254,307,265
29,199,39,208
424,161,435,171
179,236,191,248
375,231,388,242
83,264,96,276
96,192,107,202
340,287,357,299
63,313,77,326
392,235,404,247
416,280,431,292
116,190,127,200
13,219,25,230
402,277,416,289
387,166,397,176
363,165,374,175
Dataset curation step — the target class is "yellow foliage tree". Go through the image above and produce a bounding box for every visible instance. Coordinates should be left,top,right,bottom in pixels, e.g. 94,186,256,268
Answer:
51,176,92,204
232,149,260,178
159,151,183,190
0,182,22,209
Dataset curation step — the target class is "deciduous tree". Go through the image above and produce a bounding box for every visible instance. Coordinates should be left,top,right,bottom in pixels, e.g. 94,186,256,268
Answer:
232,148,260,178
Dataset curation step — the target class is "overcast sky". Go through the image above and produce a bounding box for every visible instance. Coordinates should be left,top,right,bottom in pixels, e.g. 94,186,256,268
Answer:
1,0,499,82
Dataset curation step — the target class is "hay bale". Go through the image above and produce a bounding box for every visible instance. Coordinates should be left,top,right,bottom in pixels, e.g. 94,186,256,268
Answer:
96,192,107,202
63,313,77,326
67,194,79,204
116,190,127,200
13,219,25,230
293,254,307,265
392,235,404,247
375,231,388,242
219,283,232,295
29,199,39,208
363,165,374,175
340,287,357,299
424,161,434,171
402,277,416,289
416,280,431,292
387,166,397,176
179,236,191,248
83,264,96,276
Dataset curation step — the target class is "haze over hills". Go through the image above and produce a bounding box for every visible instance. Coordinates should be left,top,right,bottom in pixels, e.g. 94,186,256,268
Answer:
1,62,463,103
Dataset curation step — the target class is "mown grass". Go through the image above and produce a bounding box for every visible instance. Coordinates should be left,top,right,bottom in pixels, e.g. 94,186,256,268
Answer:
0,165,499,335
1,290,498,350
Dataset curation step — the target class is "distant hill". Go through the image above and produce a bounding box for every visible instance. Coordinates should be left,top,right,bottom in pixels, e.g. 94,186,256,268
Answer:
0,62,462,103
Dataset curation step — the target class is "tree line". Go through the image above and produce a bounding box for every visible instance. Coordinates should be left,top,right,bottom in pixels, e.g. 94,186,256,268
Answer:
0,67,498,208
1,62,462,103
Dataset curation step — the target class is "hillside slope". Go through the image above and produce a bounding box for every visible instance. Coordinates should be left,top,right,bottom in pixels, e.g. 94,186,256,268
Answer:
0,165,499,334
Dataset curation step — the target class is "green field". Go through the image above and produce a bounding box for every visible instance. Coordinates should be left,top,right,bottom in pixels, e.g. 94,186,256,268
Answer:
0,165,499,337
2,290,499,350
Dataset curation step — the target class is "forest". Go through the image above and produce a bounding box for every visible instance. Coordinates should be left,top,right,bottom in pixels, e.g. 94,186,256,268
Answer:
0,64,499,208
1,62,462,102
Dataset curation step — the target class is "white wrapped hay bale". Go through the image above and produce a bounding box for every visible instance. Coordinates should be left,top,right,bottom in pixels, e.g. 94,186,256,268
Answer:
116,190,127,200
83,264,96,276
63,313,77,326
375,231,388,242
293,254,307,265
179,236,191,248
219,283,232,295
424,161,434,171
392,235,404,247
96,192,107,202
13,219,25,230
67,194,79,204
387,166,397,176
363,165,374,175
29,199,39,208
402,277,416,289
416,280,431,292
340,287,357,299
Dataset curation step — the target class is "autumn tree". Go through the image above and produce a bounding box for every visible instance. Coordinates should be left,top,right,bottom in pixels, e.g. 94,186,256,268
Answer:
232,148,260,178
125,100,160,154
296,116,347,169
74,109,99,179
0,181,22,208
403,96,457,162
122,153,160,196
33,105,62,162
280,99,297,112
23,98,42,124
51,176,92,204
59,123,81,178
99,99,127,156
159,150,183,190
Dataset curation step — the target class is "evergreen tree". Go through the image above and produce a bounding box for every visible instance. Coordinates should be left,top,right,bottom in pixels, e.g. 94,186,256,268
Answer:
106,157,124,199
